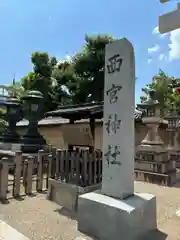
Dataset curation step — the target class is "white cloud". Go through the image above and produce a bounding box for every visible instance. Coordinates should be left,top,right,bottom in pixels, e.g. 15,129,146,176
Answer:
65,54,71,61
161,33,169,38
148,44,160,54
149,26,180,62
152,26,159,35
159,54,165,61
148,59,152,64
56,54,72,66
152,26,168,38
168,29,180,61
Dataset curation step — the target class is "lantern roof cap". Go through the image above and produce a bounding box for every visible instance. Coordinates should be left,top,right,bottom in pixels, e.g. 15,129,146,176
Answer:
22,90,44,100
137,90,159,109
0,95,21,106
6,96,21,106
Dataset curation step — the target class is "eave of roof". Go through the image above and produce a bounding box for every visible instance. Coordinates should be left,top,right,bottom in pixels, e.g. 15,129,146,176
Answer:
46,102,103,119
17,110,142,127
45,101,143,120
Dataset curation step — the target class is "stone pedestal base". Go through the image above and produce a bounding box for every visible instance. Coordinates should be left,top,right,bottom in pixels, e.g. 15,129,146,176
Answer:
47,179,101,212
78,191,157,240
134,159,177,186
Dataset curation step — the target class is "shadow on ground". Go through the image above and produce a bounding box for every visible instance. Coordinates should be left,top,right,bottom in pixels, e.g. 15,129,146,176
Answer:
140,229,168,240
54,207,77,220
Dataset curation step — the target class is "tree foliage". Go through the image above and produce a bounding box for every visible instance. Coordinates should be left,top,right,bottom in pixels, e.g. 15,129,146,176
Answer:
21,52,63,112
52,61,77,105
49,34,116,105
0,107,7,134
140,69,180,111
5,34,141,114
5,35,180,117
7,81,24,99
72,34,115,102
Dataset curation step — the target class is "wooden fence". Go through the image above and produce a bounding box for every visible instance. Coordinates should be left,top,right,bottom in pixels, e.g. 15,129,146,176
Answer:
50,148,102,187
0,147,102,202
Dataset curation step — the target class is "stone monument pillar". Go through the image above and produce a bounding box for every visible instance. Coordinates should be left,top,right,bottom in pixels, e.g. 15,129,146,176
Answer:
77,38,157,240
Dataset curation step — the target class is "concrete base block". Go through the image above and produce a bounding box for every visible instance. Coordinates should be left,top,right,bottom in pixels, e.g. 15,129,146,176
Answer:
176,209,180,218
78,191,157,240
47,178,101,212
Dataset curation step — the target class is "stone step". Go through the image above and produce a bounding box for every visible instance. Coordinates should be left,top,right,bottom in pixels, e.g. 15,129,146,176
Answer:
135,160,175,174
135,169,177,186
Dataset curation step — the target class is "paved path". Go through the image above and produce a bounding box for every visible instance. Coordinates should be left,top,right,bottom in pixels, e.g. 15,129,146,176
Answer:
0,219,30,240
0,181,180,239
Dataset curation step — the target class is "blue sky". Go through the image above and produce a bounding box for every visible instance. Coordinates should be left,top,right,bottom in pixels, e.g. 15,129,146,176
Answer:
0,0,180,103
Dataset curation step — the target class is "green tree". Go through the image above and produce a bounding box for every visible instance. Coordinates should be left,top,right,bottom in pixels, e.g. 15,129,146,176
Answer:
21,52,55,92
0,107,7,134
9,34,123,111
20,35,118,107
52,61,77,105
52,59,92,105
72,34,115,102
7,80,25,99
21,52,69,112
140,69,176,111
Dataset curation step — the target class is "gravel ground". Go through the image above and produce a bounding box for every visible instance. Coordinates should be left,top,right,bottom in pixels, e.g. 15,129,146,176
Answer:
0,181,180,239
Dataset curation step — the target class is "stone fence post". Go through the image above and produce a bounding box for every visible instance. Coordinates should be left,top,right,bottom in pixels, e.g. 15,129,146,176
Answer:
37,149,44,192
51,147,57,178
0,157,9,202
25,156,34,195
13,151,23,198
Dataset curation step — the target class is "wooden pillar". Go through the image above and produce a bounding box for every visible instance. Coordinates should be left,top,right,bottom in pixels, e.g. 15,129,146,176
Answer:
68,118,74,151
89,117,95,152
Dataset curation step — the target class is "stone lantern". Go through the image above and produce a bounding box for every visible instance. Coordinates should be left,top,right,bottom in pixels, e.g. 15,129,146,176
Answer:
20,90,46,153
135,90,176,185
1,96,23,144
138,90,163,147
